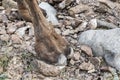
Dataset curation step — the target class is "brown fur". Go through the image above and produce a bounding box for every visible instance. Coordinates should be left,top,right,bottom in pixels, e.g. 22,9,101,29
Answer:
17,0,70,64
16,0,31,22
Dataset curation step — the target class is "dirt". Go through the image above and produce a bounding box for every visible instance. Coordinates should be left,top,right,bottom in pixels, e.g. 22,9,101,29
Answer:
0,0,120,80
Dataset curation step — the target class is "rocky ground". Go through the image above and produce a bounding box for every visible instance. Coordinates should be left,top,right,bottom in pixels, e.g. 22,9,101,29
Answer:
0,0,120,80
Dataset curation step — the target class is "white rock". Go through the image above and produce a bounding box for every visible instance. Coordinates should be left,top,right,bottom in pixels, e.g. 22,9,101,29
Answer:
39,2,59,25
15,26,30,38
62,29,74,36
88,19,97,29
59,0,66,9
59,0,72,9
75,21,87,32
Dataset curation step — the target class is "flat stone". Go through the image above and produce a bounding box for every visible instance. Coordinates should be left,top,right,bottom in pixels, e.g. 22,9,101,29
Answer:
31,59,65,77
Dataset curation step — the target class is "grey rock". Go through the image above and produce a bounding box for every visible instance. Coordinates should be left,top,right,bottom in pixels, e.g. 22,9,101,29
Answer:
78,28,120,71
